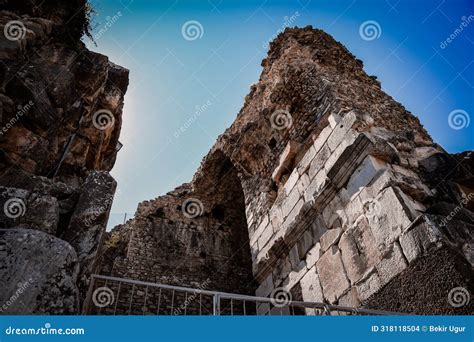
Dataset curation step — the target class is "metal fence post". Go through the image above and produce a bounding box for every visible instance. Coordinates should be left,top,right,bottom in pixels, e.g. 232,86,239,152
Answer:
82,275,96,315
213,294,221,316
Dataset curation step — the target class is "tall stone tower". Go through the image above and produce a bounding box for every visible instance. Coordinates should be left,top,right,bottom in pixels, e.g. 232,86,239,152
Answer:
99,27,473,314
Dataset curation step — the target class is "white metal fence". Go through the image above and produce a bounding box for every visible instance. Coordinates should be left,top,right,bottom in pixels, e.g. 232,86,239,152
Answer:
83,274,402,316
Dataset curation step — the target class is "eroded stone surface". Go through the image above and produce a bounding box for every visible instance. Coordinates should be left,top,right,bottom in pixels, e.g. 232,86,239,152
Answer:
0,0,128,314
0,228,79,314
317,246,350,302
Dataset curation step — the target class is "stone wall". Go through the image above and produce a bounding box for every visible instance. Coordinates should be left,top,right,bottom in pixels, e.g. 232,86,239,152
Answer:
99,151,256,295
0,0,129,314
100,27,473,315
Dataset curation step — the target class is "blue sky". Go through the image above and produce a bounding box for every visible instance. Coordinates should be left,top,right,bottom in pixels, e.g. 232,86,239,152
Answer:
85,0,474,227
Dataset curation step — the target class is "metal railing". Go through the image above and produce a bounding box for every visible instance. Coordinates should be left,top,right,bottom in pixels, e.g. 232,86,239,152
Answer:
83,274,402,316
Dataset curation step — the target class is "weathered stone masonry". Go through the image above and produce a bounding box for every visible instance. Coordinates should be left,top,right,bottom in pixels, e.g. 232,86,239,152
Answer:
100,27,473,314
0,0,471,315
0,0,129,314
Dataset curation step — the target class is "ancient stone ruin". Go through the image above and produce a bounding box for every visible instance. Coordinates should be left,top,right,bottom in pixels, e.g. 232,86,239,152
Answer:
0,0,128,313
1,1,473,315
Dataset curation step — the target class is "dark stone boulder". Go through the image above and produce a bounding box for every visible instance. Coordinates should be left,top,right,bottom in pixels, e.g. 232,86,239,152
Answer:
0,228,79,314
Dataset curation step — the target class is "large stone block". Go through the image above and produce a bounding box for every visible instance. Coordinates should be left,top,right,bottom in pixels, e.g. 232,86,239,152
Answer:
303,169,327,202
339,217,380,284
342,195,363,229
281,186,301,218
296,146,317,175
328,113,341,129
359,169,395,203
0,228,79,314
257,222,274,249
306,242,321,268
283,168,300,195
300,266,324,314
375,241,408,286
337,287,361,308
327,111,359,151
300,266,323,302
312,125,332,153
308,143,330,180
0,186,59,235
21,195,59,235
322,195,345,229
282,260,307,291
356,271,382,301
65,171,116,262
250,213,269,246
399,217,442,263
269,207,283,232
63,171,116,298
320,228,342,252
367,187,412,249
282,198,304,231
257,302,270,315
326,133,372,188
316,246,350,302
296,173,310,196
345,156,387,198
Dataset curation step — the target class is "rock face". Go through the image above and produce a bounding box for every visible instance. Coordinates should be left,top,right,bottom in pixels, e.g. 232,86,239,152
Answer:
0,228,79,314
0,0,128,314
98,27,473,315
